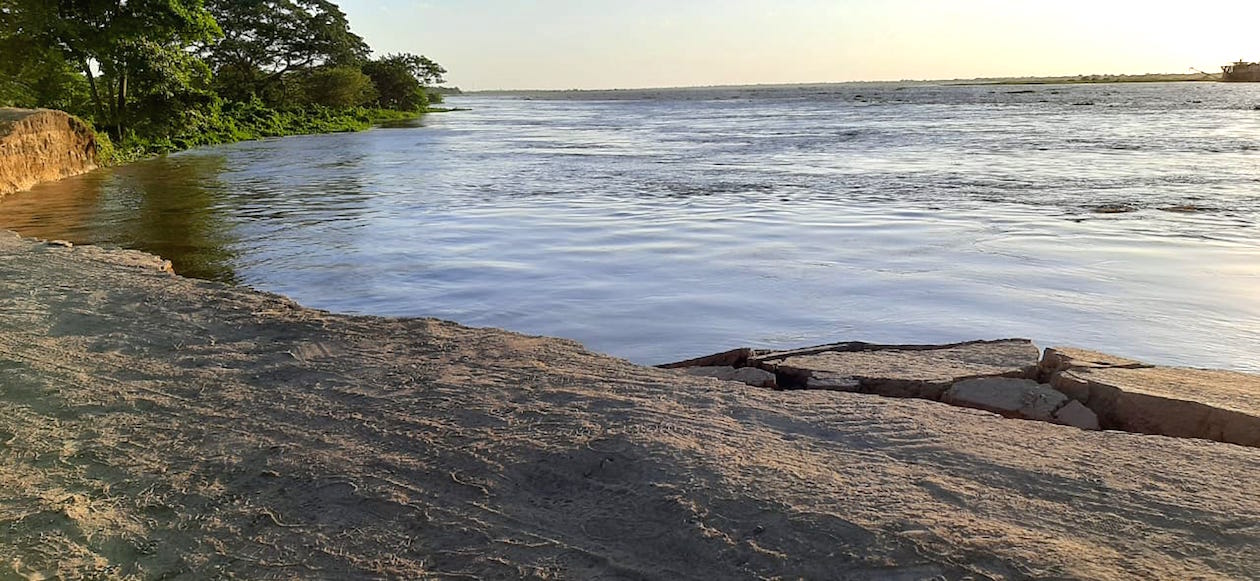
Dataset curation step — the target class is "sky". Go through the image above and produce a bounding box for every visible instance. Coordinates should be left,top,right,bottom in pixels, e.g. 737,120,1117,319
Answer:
338,0,1260,90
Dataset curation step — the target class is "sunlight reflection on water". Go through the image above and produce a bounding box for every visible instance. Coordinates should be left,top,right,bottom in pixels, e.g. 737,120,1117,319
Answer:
2,82,1259,370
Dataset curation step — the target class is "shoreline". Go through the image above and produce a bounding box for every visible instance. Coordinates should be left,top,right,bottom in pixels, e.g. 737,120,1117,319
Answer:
2,108,1259,578
470,74,1223,96
97,106,432,167
1,229,1258,578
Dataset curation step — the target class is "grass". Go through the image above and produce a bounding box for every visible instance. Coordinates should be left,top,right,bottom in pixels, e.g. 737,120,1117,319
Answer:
97,103,426,166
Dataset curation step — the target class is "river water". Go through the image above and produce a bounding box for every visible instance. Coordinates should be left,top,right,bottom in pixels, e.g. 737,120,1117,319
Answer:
3,82,1260,370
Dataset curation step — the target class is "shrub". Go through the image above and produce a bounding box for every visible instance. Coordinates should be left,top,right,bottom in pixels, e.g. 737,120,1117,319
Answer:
297,66,376,108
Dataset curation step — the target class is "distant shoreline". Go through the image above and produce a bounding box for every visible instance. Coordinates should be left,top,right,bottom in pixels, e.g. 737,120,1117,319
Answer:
952,72,1220,86
471,72,1223,96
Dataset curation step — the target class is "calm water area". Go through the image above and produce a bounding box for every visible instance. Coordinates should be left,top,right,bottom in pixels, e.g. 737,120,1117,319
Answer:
3,82,1259,370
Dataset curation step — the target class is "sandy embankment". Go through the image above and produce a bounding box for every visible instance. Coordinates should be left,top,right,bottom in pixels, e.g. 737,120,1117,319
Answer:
0,109,97,198
1,232,1259,580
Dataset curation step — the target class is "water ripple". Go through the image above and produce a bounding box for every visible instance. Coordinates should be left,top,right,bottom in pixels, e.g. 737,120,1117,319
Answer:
2,82,1259,370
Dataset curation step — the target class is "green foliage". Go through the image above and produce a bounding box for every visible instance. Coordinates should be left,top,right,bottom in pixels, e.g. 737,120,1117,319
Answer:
93,130,148,166
296,66,375,108
120,40,220,137
2,0,447,163
0,42,93,113
2,0,222,137
360,52,448,112
94,131,117,164
95,98,420,164
210,64,264,104
203,0,369,104
413,55,446,87
362,54,427,111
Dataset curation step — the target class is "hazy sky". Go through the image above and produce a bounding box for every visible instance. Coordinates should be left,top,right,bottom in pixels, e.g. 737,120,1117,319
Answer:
339,0,1260,90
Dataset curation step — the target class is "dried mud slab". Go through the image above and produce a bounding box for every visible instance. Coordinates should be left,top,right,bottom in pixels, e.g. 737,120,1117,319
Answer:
750,339,1041,398
1,232,1258,580
1044,347,1260,448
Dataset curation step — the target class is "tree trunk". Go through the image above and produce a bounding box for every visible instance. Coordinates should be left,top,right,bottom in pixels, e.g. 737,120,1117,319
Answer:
116,69,127,138
79,58,106,125
104,76,118,139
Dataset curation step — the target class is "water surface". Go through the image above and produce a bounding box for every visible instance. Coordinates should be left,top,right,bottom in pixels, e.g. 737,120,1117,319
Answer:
3,82,1259,370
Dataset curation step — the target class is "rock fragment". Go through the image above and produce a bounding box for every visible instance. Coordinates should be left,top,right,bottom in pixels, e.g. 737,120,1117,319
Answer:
1040,347,1148,376
752,339,1040,399
1053,400,1100,431
659,348,752,369
1043,346,1260,447
805,371,860,391
666,341,1260,448
681,366,777,389
942,377,1068,421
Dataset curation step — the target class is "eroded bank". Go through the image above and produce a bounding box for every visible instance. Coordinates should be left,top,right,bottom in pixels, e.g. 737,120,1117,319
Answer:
0,108,97,198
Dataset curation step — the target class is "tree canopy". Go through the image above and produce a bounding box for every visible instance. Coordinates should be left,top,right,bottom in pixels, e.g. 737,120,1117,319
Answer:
362,53,446,111
3,0,222,136
0,0,449,157
299,65,374,108
203,0,369,102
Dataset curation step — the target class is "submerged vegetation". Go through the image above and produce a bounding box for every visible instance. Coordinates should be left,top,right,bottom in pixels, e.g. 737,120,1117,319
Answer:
0,0,453,163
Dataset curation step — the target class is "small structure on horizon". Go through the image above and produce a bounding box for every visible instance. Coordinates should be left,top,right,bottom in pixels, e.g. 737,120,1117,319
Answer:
1222,60,1260,81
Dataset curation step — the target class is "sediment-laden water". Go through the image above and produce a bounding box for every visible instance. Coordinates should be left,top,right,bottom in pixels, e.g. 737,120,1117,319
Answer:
3,82,1259,369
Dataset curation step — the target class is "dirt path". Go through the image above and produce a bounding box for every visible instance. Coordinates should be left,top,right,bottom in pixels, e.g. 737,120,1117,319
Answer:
0,231,1257,580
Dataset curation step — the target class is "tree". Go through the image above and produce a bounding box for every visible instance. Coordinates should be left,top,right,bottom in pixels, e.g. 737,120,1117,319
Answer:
361,53,446,111
362,54,423,111
298,65,373,108
1,0,221,137
0,32,91,112
411,55,446,87
122,40,219,137
204,0,369,103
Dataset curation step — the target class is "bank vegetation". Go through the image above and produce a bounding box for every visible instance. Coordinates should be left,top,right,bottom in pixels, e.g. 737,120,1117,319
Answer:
0,0,455,163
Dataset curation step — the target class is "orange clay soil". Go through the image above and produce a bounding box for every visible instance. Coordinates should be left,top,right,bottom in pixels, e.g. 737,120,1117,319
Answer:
0,108,96,198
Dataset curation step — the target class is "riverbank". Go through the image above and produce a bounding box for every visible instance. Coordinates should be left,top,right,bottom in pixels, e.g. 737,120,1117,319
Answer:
1,231,1258,579
98,104,428,166
6,92,1260,372
0,109,97,196
0,105,428,178
950,72,1221,85
473,72,1222,99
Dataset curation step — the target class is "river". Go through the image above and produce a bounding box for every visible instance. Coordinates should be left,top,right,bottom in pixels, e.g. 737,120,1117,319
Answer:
3,82,1259,370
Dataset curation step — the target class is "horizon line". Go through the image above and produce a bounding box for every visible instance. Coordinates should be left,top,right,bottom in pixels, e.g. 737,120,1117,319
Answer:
460,69,1222,94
